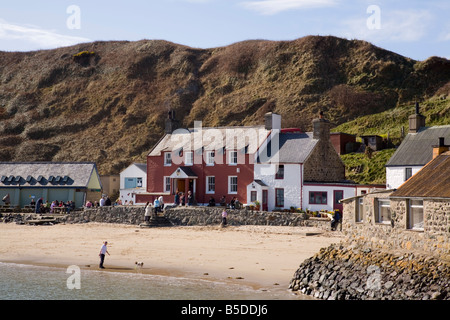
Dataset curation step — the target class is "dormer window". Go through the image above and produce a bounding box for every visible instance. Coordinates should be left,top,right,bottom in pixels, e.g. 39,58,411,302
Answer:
164,152,172,166
228,150,238,165
275,165,284,179
185,151,194,166
206,151,215,166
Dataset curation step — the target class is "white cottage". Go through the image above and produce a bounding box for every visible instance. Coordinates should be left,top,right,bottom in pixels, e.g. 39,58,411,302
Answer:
247,113,378,212
119,163,147,204
385,105,450,189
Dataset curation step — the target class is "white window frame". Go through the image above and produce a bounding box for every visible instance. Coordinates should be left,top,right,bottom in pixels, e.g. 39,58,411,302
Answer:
228,176,238,194
408,199,424,231
185,151,194,166
164,152,172,166
405,167,412,181
164,176,171,193
206,151,215,166
356,197,364,222
206,176,215,194
376,199,391,224
228,150,238,165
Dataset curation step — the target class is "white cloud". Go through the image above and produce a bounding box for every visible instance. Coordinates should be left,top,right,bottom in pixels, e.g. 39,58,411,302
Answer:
0,19,90,51
240,0,337,15
339,9,433,43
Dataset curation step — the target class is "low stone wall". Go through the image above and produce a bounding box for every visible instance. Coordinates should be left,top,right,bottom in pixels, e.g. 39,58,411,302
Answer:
0,206,333,230
289,243,450,300
164,206,312,227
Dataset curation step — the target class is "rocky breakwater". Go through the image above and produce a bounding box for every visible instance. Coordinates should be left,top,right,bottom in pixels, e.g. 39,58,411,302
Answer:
289,244,450,300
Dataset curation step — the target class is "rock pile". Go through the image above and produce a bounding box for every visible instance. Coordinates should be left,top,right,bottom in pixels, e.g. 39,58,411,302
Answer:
289,244,450,300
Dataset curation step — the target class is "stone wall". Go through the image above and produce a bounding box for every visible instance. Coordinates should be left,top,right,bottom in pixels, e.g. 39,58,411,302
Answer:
342,192,450,260
289,243,450,300
1,206,332,230
303,139,346,183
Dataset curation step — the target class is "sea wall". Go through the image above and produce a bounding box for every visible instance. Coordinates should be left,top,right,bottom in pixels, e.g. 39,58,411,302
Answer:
289,243,450,300
0,206,332,229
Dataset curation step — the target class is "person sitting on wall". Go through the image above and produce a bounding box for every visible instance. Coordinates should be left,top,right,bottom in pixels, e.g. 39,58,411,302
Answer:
331,210,341,231
220,196,226,207
208,196,216,207
2,193,10,207
230,197,236,209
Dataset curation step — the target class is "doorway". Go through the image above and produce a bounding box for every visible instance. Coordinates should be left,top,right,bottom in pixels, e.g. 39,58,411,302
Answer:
262,190,268,211
333,190,344,212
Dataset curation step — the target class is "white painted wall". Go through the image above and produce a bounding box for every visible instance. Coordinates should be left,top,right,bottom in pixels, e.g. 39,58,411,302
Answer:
119,164,147,204
386,166,422,189
254,163,302,211
302,184,355,212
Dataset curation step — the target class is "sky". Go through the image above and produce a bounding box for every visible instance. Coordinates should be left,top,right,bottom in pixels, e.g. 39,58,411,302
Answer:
0,0,449,61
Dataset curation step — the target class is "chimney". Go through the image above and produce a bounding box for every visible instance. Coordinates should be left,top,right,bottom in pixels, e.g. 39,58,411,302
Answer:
408,102,426,133
312,111,330,141
165,110,179,134
432,137,449,159
264,112,281,131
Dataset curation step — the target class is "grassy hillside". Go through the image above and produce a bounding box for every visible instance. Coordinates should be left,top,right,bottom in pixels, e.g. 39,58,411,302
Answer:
335,97,450,185
341,149,396,185
333,97,450,146
0,36,449,174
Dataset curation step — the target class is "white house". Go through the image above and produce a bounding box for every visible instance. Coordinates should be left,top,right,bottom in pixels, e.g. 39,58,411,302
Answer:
247,114,382,212
385,106,450,189
119,163,147,204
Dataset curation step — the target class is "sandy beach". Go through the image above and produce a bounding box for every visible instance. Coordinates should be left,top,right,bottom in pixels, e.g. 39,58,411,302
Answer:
0,222,343,291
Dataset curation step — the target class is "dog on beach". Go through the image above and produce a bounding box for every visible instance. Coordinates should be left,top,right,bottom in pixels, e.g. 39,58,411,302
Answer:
135,261,144,268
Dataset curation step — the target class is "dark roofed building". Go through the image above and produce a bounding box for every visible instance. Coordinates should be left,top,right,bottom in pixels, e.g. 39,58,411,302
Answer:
0,162,102,208
391,151,450,199
385,125,450,189
342,146,450,259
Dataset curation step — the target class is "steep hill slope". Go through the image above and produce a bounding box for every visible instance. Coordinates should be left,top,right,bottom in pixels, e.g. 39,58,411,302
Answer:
0,36,449,174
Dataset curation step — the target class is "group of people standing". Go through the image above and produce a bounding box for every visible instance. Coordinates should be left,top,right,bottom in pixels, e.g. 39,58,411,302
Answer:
144,195,165,222
174,190,194,207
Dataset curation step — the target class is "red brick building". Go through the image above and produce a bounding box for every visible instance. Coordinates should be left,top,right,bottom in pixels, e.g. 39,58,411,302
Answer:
136,112,276,205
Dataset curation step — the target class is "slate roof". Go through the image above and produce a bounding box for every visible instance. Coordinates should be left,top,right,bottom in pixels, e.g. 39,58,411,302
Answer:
256,132,318,163
149,126,269,156
386,125,450,167
132,163,147,172
391,151,450,198
0,162,99,188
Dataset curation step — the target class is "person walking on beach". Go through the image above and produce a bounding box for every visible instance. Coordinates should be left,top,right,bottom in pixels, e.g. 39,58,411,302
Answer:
99,241,110,269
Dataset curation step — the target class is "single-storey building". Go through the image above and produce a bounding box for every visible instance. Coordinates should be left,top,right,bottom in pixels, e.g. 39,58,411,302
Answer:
385,103,450,189
0,162,102,208
119,163,147,204
341,143,450,259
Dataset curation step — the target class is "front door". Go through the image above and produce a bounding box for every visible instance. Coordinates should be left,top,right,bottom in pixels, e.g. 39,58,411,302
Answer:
333,190,344,212
262,190,268,211
177,179,185,193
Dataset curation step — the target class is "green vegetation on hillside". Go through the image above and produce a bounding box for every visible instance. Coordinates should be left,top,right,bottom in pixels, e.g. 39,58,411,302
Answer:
333,98,450,146
341,148,396,185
